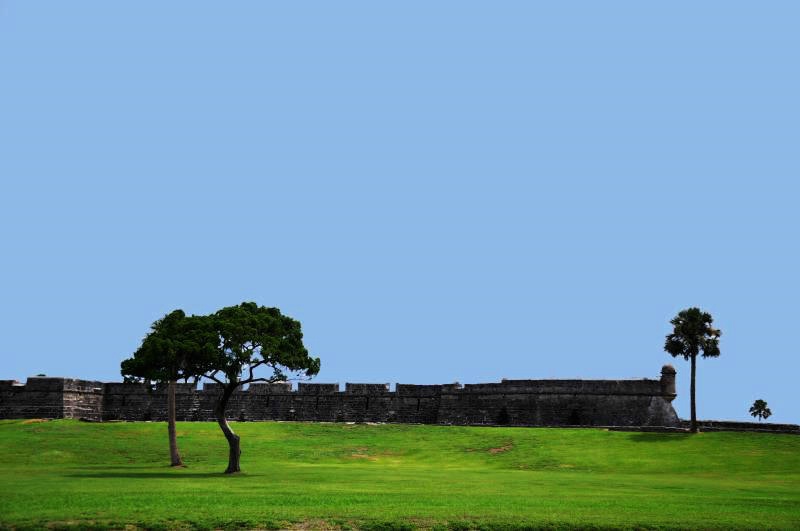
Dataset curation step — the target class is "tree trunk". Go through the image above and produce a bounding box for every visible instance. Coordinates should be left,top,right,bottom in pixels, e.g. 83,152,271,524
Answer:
690,354,698,433
168,380,183,467
215,384,241,474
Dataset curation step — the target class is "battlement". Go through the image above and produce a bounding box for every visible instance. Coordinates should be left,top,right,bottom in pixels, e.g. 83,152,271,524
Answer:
0,365,681,427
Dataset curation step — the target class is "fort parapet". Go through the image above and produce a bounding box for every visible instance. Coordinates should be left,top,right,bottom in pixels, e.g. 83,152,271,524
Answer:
0,365,681,427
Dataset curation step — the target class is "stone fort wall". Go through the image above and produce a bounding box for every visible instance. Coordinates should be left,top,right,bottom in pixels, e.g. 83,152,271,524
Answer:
0,365,681,427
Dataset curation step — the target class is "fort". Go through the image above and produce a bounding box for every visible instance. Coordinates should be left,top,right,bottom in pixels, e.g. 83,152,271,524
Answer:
1,365,683,427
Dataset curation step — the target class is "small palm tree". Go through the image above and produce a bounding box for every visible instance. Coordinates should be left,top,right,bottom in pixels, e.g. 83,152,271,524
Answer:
749,399,772,422
664,307,721,433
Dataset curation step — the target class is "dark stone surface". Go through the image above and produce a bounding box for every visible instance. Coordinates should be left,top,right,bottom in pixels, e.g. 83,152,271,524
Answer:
680,420,800,434
0,365,697,428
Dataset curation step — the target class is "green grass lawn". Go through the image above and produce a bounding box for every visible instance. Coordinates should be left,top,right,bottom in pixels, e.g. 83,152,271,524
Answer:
0,420,798,529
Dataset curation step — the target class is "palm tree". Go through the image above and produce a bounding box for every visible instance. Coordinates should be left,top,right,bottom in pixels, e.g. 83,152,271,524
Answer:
749,399,772,422
664,307,721,433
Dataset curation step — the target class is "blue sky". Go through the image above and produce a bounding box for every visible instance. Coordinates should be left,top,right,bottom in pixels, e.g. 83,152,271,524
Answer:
1,2,797,423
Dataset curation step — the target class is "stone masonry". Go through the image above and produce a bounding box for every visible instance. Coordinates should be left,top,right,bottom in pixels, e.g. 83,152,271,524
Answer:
0,365,681,427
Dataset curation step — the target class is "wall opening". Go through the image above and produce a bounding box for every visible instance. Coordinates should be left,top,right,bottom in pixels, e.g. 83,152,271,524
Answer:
497,406,510,425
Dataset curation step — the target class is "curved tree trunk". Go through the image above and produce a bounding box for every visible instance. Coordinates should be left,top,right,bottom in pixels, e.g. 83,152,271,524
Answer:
215,384,241,474
168,380,183,467
690,355,698,433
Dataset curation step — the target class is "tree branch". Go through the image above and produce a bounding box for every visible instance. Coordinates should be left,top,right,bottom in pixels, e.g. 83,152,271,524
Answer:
240,372,285,385
206,372,224,384
246,359,269,382
242,377,271,384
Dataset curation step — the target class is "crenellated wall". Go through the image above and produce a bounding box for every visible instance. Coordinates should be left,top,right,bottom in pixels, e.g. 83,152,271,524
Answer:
0,377,105,421
0,365,681,427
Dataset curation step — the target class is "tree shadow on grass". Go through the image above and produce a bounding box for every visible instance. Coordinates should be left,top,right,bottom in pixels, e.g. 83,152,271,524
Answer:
64,471,262,479
80,465,168,470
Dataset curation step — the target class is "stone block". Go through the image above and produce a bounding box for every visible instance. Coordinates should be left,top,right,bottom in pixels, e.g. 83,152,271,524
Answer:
298,383,339,395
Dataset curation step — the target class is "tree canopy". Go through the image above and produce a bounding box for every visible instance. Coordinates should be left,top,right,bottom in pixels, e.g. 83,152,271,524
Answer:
205,302,320,387
121,309,219,385
664,308,721,362
749,399,772,422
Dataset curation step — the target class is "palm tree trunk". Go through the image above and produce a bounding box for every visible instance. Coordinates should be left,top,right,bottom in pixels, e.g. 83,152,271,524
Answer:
690,355,698,433
168,380,183,466
215,384,241,474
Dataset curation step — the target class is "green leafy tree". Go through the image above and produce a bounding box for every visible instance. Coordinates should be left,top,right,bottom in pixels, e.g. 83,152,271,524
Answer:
749,399,772,422
121,310,218,466
201,302,320,474
664,307,721,433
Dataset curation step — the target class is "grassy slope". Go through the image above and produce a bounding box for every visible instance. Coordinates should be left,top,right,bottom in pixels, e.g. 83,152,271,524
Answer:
0,420,798,530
